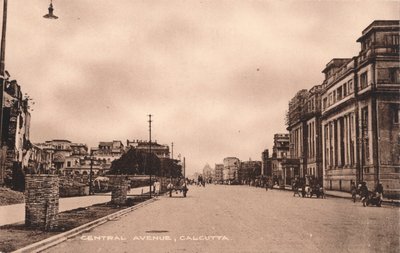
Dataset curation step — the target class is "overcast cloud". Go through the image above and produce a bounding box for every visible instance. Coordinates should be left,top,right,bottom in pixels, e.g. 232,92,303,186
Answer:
4,0,400,174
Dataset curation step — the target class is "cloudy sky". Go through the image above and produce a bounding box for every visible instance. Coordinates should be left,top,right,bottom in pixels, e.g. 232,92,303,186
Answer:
4,0,400,174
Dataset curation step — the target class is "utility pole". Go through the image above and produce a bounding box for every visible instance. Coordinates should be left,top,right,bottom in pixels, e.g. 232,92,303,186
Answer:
148,114,152,198
0,0,7,76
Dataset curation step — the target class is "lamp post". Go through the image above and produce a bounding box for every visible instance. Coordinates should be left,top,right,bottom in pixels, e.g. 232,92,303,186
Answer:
43,0,58,19
0,1,57,185
0,0,7,185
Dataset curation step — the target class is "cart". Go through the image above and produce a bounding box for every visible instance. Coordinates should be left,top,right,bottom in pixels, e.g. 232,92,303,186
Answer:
167,182,188,197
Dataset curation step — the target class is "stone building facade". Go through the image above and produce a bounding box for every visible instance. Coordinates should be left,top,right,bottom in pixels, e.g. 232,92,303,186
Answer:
214,164,223,183
34,140,106,176
91,140,125,172
0,78,31,186
286,85,324,184
261,149,271,176
223,157,240,184
265,134,290,185
321,20,400,196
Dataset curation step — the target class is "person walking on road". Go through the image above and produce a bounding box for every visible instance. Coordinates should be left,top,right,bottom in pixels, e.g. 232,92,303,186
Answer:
350,182,357,203
153,179,161,197
293,179,301,197
359,182,369,207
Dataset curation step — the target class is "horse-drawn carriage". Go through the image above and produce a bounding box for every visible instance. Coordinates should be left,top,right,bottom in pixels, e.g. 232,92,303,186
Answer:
167,181,188,197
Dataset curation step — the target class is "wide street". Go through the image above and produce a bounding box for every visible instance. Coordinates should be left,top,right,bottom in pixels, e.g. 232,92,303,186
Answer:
45,185,399,253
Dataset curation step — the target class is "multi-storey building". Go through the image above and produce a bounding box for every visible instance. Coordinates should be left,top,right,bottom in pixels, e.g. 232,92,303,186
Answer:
126,139,170,158
261,149,271,176
34,140,107,176
286,90,308,177
286,85,324,185
0,78,31,185
266,134,291,186
223,157,240,184
214,164,224,183
321,20,400,196
91,140,125,171
304,85,323,180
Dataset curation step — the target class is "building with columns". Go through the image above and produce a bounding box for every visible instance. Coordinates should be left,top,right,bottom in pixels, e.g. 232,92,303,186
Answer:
321,20,399,196
262,134,291,187
286,85,324,184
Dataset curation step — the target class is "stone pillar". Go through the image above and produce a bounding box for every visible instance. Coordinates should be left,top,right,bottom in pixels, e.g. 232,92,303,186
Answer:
25,174,59,230
109,175,129,205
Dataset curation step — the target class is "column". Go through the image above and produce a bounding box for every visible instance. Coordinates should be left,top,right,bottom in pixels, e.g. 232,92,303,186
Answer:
109,175,129,205
343,115,348,166
25,174,59,231
337,118,342,167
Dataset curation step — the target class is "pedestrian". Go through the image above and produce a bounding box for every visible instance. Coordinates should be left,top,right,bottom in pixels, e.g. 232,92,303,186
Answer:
301,181,306,198
350,182,357,203
374,183,384,199
293,179,300,197
359,182,369,207
153,179,161,197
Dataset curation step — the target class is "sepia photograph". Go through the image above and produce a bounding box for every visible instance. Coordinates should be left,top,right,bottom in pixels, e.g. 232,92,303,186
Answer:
0,0,399,252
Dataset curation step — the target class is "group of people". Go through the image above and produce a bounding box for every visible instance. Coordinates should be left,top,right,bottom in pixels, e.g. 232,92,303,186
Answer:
291,177,323,198
152,179,161,196
351,181,384,206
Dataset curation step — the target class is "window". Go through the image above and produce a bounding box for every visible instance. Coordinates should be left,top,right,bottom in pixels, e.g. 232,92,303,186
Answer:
362,107,369,130
323,98,327,110
67,161,71,167
348,80,353,93
360,72,368,89
328,93,332,106
386,35,400,46
389,68,400,83
337,87,342,101
343,83,347,97
393,105,400,124
333,90,336,103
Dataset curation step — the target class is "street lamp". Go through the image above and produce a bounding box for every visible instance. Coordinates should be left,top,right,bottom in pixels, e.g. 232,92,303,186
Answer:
43,0,58,19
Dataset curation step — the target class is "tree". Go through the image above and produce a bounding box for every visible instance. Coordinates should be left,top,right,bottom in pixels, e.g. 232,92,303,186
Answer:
109,148,160,175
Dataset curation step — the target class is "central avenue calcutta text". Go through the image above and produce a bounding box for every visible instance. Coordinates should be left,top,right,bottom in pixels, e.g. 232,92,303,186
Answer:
80,235,230,241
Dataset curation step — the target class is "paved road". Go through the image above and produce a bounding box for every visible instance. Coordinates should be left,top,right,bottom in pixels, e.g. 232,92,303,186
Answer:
0,187,148,226
45,185,399,253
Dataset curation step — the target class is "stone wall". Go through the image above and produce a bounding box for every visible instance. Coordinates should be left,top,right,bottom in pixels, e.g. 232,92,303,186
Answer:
109,175,128,205
25,174,59,230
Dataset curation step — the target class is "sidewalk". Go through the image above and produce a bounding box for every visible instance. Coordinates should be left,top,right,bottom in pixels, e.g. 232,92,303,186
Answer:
271,185,400,205
0,186,148,226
